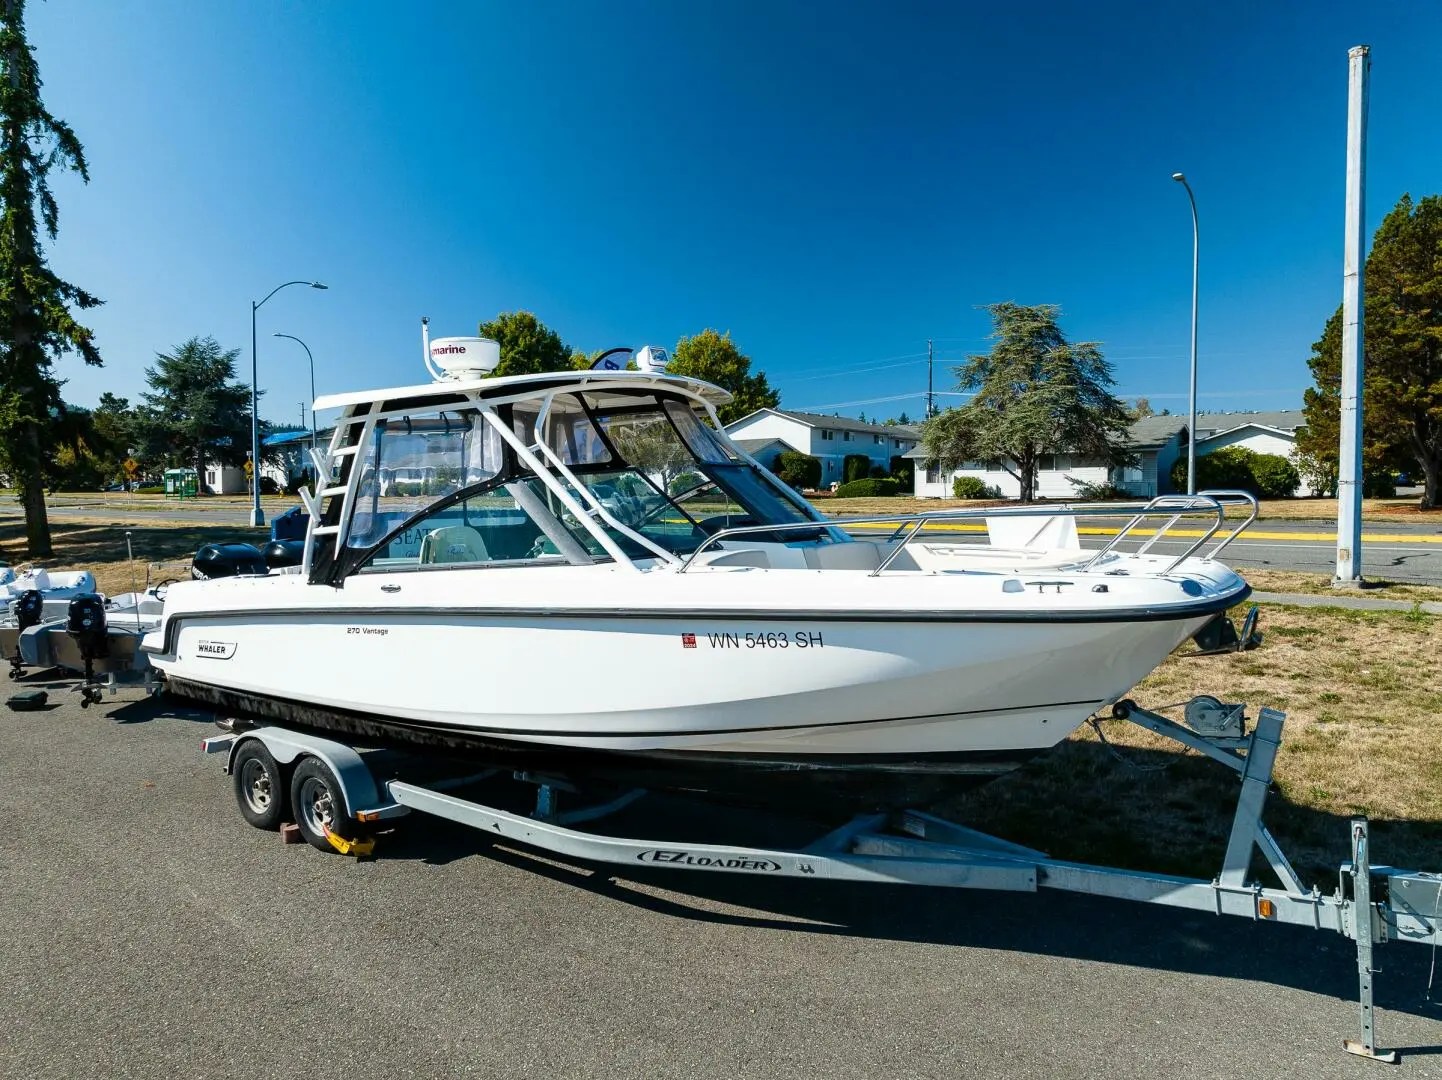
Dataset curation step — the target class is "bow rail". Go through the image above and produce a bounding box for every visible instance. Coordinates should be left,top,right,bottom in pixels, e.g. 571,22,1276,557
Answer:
676,490,1260,577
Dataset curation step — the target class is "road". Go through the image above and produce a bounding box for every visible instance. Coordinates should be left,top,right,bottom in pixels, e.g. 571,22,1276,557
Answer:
2,690,1440,1079
4,499,1442,582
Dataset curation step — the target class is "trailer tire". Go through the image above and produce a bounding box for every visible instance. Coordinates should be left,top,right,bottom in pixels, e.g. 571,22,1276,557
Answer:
289,757,356,854
232,740,287,830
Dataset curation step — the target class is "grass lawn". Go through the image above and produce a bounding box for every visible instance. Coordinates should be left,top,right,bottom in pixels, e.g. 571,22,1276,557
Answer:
4,518,1439,886
1241,567,1442,604
0,519,265,595
941,601,1442,884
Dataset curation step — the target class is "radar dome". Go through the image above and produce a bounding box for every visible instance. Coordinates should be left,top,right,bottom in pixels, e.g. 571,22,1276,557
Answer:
429,337,500,379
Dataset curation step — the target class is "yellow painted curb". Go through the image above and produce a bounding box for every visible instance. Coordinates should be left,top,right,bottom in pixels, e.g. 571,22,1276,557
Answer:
829,519,1442,543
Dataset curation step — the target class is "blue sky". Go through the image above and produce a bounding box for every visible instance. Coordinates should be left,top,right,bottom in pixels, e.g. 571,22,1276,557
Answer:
27,0,1442,429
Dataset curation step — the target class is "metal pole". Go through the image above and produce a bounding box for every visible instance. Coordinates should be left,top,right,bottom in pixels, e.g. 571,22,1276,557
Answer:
1172,173,1199,495
926,339,934,419
1335,45,1370,585
249,300,261,526
274,333,317,466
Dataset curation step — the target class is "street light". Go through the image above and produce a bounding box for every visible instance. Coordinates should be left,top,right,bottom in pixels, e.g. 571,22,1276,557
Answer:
250,281,327,526
273,332,318,470
1172,172,1199,496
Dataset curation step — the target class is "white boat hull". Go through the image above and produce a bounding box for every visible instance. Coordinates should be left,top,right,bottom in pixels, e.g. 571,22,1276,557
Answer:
146,563,1238,782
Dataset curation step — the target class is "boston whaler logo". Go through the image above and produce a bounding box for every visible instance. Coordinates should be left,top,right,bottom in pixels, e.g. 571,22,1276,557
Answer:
637,849,782,872
195,640,237,660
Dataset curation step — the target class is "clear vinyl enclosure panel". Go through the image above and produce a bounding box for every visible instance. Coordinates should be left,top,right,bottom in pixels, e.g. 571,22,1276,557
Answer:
346,392,815,572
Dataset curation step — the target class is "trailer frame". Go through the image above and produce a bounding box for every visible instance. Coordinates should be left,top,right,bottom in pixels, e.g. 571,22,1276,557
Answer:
201,698,1442,1063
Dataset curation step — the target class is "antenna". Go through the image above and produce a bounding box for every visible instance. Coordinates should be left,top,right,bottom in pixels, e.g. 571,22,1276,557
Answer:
420,316,444,380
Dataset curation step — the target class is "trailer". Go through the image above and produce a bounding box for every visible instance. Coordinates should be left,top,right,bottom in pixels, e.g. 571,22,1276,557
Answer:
201,696,1442,1063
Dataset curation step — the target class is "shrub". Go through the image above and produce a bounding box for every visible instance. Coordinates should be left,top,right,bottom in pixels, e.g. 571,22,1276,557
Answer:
1171,446,1302,498
1171,446,1258,493
842,454,872,484
1067,478,1131,501
952,475,1003,499
1249,453,1300,498
774,451,821,491
134,485,164,495
835,477,904,498
1364,470,1397,498
669,470,704,495
889,456,914,487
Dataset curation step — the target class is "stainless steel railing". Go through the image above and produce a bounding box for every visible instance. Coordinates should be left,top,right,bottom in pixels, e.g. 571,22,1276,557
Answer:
675,490,1260,577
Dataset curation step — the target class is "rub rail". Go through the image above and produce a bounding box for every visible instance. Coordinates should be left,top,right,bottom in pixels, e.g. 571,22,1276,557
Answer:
677,490,1260,576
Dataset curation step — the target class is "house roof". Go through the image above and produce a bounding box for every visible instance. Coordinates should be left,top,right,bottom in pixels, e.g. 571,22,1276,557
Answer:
1193,410,1305,436
263,428,332,448
1124,415,1189,449
734,438,789,456
727,408,921,440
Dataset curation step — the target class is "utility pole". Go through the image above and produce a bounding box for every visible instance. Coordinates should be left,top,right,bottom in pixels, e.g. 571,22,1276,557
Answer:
1335,44,1370,586
926,339,934,419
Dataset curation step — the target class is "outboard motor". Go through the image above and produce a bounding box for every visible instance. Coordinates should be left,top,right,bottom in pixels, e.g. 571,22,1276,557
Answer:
14,589,44,632
262,539,305,570
191,543,269,580
66,594,108,707
8,589,44,679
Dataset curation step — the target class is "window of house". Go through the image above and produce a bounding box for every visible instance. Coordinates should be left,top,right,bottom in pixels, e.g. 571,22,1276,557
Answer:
821,430,834,441
925,466,941,484
873,434,883,444
1036,454,1057,472
842,431,852,442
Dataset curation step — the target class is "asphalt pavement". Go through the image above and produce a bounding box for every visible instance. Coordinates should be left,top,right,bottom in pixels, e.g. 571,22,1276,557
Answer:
4,689,1442,1079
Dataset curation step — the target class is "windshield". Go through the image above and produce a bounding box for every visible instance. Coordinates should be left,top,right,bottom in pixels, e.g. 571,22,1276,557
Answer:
346,391,821,571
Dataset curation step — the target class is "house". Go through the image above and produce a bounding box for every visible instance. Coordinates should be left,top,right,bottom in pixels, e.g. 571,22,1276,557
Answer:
1193,410,1305,459
724,409,921,485
203,464,248,495
262,428,333,492
909,415,1190,500
731,438,792,470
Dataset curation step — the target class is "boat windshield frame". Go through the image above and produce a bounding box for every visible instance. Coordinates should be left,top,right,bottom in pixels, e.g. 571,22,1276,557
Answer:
313,384,828,584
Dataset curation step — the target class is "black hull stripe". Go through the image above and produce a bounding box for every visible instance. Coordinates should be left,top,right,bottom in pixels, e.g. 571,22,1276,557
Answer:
165,676,1104,740
142,584,1247,655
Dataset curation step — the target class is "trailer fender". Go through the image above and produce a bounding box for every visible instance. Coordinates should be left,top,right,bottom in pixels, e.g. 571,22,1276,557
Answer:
224,727,382,819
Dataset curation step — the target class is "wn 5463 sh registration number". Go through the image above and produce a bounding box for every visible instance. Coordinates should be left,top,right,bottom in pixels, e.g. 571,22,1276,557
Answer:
701,631,824,649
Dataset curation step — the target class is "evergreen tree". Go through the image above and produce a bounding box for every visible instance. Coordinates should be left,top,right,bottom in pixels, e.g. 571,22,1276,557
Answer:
137,337,253,487
921,304,1132,502
0,0,102,554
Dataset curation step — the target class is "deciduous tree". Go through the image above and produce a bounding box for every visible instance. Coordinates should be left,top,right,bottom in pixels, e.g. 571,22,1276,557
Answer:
478,311,573,377
0,0,102,554
667,329,779,425
921,303,1132,502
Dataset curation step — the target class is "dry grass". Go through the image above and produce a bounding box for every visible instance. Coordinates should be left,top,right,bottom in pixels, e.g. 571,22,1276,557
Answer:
0,519,265,595
1242,568,1442,604
938,602,1442,883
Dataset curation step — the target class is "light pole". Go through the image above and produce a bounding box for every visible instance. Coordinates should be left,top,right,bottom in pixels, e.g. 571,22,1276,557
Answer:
273,332,318,468
250,282,326,526
1172,173,1199,495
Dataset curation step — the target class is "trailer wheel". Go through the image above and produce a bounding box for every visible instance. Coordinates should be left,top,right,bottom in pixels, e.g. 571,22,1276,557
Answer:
289,757,356,854
232,741,287,830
